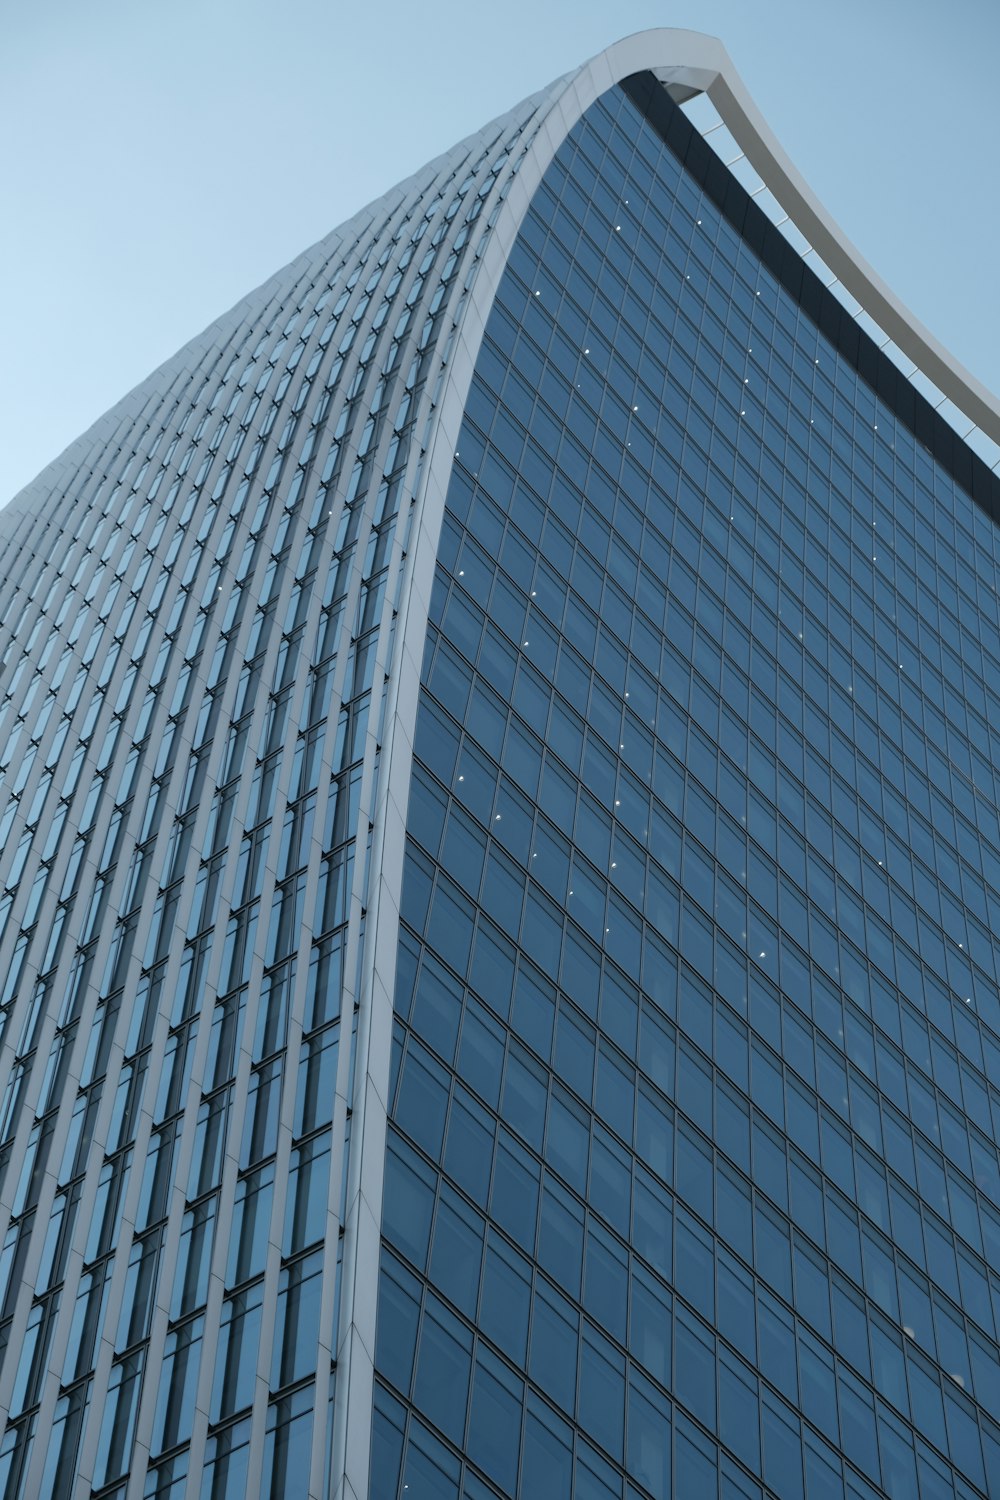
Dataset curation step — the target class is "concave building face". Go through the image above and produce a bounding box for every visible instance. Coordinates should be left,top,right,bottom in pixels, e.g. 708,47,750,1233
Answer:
1,29,999,1500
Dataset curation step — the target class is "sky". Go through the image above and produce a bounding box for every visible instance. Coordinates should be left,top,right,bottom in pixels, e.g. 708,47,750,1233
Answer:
1,0,997,505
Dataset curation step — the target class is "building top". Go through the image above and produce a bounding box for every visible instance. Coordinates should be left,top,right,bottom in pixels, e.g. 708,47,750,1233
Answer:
616,30,1000,473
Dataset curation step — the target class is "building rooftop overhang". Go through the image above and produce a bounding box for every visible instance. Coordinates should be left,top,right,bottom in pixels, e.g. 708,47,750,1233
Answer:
583,30,999,476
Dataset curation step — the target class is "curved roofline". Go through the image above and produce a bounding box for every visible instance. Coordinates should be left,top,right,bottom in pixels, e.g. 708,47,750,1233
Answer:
617,28,998,456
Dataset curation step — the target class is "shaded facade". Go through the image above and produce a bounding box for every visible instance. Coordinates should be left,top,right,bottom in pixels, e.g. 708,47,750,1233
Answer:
1,30,1000,1500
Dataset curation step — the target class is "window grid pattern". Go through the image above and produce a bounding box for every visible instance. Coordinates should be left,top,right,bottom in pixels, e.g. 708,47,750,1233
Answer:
0,84,551,1500
375,84,1000,1499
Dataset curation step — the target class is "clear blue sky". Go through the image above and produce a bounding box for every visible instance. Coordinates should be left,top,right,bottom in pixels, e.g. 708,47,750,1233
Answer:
1,0,996,504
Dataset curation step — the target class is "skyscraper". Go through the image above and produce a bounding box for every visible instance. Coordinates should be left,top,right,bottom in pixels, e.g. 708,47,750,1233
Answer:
1,25,999,1500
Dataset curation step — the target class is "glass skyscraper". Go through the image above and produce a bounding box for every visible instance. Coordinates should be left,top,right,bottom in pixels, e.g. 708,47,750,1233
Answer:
1,28,999,1500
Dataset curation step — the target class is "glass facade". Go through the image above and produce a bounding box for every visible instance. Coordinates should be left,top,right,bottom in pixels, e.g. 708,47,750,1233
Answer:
373,77,1000,1500
0,72,548,1499
0,33,998,1500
